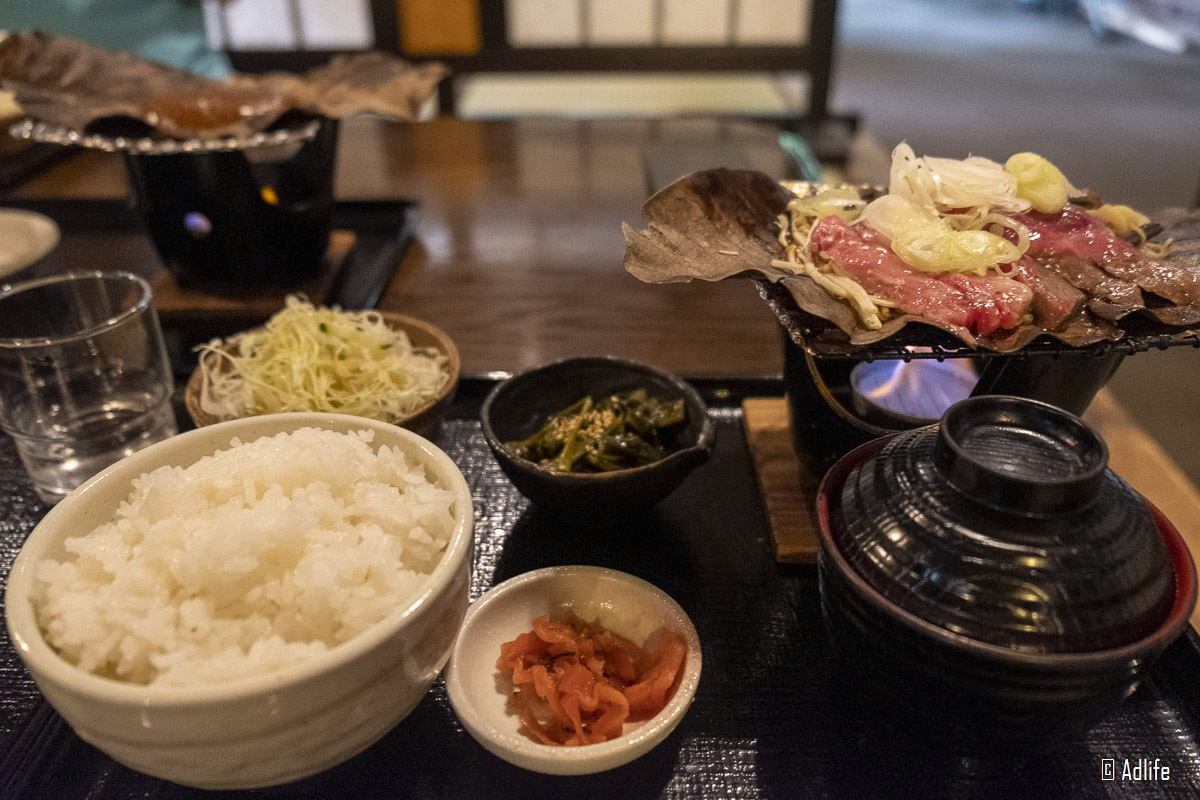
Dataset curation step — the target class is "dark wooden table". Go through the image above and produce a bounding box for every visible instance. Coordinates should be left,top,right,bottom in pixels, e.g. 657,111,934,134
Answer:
10,116,800,378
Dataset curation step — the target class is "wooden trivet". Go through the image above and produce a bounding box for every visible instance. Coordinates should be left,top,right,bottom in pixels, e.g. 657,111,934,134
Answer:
150,230,356,317
742,397,821,564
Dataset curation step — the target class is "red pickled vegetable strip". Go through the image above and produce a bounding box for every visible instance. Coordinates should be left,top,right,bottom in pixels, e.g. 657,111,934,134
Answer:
558,661,599,712
624,632,687,720
591,683,631,740
496,615,687,746
532,616,578,651
513,683,557,745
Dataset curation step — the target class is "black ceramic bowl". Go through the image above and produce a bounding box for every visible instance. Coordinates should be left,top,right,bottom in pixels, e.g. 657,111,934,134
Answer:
480,357,715,513
816,395,1198,744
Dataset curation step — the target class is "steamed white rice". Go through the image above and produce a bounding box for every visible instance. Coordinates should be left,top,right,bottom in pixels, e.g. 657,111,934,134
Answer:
33,427,457,687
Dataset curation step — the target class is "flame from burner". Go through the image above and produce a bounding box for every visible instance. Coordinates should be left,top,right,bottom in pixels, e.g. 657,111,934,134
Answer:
853,359,979,423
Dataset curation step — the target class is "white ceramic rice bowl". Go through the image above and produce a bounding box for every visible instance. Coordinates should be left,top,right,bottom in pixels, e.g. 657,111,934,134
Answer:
4,413,474,789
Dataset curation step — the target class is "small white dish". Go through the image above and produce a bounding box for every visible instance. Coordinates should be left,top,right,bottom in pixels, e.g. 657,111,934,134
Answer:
0,209,59,278
445,565,702,775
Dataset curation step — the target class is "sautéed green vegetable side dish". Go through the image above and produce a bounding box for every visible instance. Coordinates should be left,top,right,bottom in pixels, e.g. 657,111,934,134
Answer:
505,390,686,474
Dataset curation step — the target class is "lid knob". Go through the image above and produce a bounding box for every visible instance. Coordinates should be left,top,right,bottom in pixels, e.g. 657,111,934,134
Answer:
935,395,1107,516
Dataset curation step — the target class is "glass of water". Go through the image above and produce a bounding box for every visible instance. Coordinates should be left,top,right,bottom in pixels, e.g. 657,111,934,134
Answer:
0,272,177,504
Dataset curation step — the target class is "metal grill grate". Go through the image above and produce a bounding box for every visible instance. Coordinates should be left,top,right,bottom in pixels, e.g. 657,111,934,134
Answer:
757,278,1200,363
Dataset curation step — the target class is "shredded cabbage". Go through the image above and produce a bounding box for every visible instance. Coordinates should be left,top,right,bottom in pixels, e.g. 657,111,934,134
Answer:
195,295,449,422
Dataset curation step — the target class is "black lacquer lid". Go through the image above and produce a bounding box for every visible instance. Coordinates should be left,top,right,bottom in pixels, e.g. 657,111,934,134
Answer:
828,395,1175,653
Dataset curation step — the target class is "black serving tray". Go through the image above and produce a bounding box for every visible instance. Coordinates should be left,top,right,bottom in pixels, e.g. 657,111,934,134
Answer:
2,377,1200,799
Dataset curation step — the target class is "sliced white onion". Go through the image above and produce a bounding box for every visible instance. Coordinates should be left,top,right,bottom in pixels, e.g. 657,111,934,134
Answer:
888,142,1030,214
860,194,937,243
861,195,1026,275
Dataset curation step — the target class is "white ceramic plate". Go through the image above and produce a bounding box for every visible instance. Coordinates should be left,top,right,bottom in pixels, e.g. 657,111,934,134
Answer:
445,565,702,775
0,209,59,278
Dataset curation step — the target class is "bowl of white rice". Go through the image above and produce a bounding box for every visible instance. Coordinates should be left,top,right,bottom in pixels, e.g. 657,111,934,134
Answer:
4,413,473,790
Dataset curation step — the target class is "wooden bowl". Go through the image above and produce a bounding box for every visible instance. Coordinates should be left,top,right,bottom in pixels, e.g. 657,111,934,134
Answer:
184,311,460,437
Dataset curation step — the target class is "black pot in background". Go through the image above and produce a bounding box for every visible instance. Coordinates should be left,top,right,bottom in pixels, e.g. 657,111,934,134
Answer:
124,117,338,288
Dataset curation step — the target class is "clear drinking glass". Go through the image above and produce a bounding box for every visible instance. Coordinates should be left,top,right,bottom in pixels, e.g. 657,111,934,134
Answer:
0,272,177,504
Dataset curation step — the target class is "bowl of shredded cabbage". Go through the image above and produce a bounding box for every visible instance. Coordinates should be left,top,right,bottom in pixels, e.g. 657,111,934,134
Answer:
185,296,459,435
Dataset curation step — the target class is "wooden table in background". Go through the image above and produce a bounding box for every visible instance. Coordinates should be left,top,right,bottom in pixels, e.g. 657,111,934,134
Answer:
13,116,794,377
9,115,1200,627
